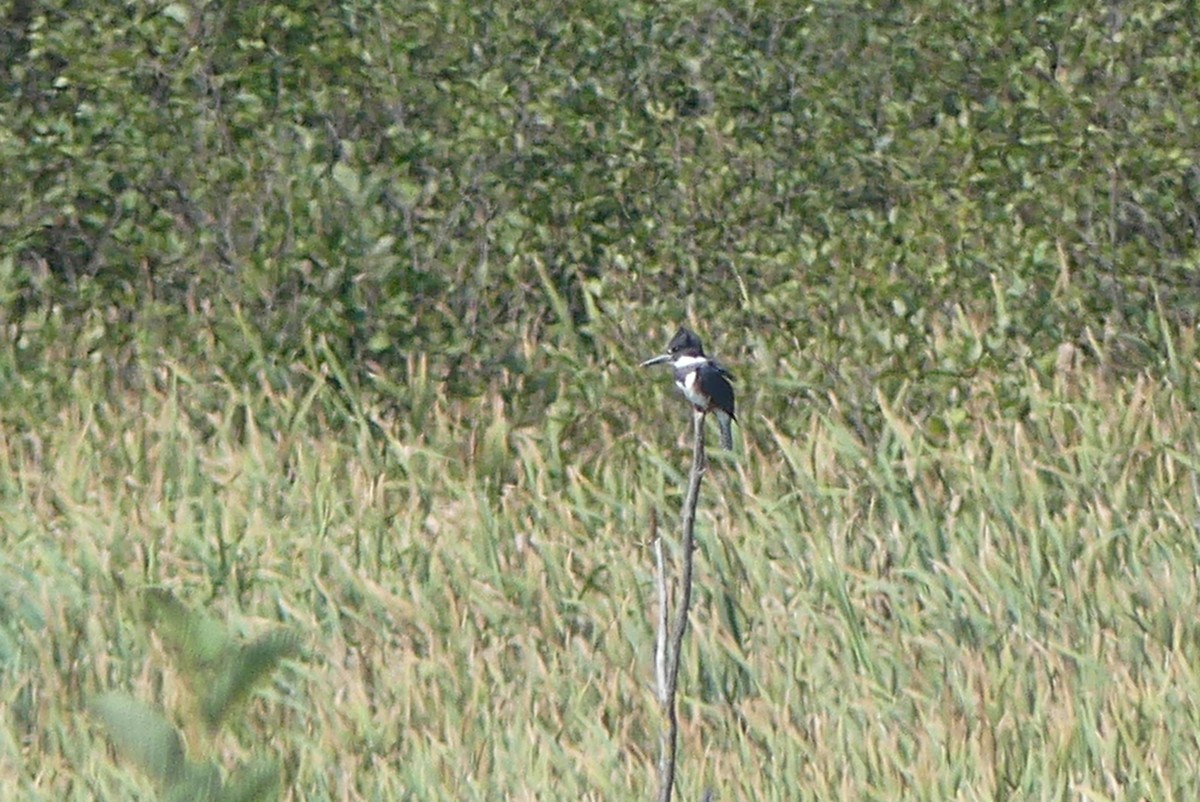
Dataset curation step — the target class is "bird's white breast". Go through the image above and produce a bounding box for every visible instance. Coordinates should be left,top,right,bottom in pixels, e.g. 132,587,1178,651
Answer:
676,370,707,408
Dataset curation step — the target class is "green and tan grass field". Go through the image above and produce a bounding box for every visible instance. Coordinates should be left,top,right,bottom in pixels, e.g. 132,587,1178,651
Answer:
5,316,1200,800
5,1,1200,798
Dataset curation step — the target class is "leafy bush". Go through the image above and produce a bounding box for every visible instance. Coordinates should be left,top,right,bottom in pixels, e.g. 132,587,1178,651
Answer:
3,1,1196,408
91,589,296,802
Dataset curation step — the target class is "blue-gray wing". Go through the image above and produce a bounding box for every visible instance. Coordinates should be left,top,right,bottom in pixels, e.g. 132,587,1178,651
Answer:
709,359,734,382
698,364,736,420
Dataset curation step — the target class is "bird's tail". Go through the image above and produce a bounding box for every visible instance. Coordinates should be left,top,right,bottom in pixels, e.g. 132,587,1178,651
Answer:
716,411,734,450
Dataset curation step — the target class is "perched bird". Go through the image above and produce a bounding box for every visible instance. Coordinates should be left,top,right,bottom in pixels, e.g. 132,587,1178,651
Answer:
640,327,737,449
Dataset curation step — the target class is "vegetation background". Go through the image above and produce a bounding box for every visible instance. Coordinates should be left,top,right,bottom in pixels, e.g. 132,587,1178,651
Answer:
3,0,1200,799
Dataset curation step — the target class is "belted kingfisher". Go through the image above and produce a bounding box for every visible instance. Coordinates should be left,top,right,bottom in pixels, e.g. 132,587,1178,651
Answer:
640,327,737,449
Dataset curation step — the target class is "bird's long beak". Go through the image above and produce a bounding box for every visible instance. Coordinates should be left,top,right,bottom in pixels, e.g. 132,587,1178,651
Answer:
640,353,671,367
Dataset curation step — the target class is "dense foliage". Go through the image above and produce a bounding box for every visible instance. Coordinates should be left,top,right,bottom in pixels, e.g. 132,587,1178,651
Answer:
4,1,1198,411
4,2,1200,800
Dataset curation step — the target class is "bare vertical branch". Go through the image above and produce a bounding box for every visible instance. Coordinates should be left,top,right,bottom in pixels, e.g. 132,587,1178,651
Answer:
655,408,707,802
654,510,668,704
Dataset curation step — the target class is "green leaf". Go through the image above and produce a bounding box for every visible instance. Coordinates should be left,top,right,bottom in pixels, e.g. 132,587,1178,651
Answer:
161,3,190,24
144,589,233,677
220,760,282,802
201,631,298,729
331,162,360,196
163,761,223,802
90,692,185,787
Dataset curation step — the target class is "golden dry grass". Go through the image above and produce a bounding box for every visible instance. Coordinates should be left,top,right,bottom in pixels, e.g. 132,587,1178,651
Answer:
4,326,1200,801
